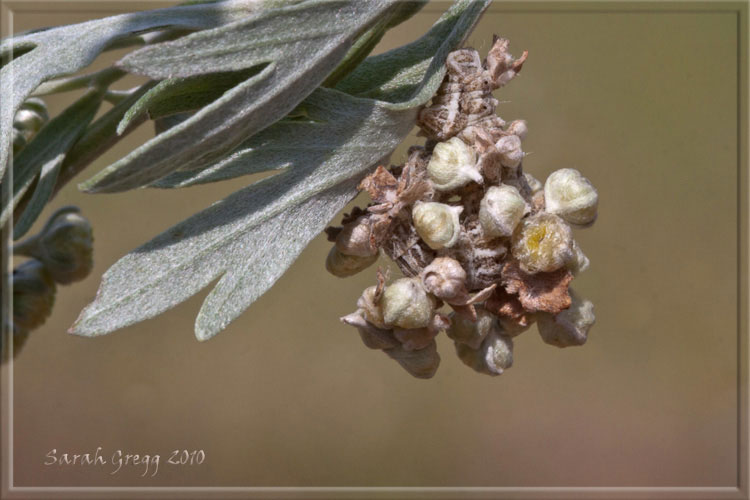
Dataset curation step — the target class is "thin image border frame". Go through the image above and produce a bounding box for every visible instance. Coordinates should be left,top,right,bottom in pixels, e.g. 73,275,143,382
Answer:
0,1,747,498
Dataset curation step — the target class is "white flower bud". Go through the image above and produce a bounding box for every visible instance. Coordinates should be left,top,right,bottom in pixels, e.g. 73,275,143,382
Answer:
544,168,598,225
446,307,497,349
427,137,481,191
495,134,524,169
511,213,574,273
506,120,528,140
479,185,528,238
381,278,436,330
412,202,462,250
325,246,377,278
455,331,514,376
537,289,595,347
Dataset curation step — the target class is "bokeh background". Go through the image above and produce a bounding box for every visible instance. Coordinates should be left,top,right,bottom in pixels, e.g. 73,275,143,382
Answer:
4,0,741,488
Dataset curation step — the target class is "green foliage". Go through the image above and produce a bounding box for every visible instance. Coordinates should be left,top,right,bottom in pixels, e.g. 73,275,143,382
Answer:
1,0,491,340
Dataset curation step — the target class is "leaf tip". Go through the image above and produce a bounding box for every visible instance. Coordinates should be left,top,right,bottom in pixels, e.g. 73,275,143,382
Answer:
194,325,215,343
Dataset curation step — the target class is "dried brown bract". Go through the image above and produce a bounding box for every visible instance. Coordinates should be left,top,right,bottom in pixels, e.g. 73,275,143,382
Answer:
329,36,598,378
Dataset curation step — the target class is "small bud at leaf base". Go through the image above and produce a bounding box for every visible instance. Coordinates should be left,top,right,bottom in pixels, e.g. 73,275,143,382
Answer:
479,185,528,238
544,168,598,225
427,137,481,191
412,202,462,250
12,259,56,332
37,211,93,284
13,108,46,135
381,278,435,330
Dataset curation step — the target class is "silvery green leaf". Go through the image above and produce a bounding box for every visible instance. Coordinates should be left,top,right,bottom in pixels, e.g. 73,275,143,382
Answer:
12,154,64,240
321,0,426,87
0,89,103,229
116,66,264,135
0,0,275,183
157,0,488,188
40,83,158,206
154,112,194,135
79,0,398,193
336,0,484,105
70,0,491,340
122,0,423,134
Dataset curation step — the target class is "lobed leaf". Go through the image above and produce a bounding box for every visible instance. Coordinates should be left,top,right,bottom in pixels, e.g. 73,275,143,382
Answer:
70,0,491,340
12,155,65,240
79,0,399,193
0,0,275,183
1,89,103,230
116,66,264,135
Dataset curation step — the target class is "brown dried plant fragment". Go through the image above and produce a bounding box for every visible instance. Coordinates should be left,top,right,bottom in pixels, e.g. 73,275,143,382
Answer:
501,260,572,314
484,286,533,328
359,166,399,205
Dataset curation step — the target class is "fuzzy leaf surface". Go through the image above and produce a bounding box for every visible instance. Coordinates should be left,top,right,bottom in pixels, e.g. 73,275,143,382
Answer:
70,0,491,340
0,0,273,182
79,0,397,193
0,89,103,229
116,67,264,134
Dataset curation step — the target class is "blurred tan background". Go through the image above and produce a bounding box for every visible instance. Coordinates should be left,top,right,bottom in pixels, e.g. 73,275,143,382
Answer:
4,1,740,488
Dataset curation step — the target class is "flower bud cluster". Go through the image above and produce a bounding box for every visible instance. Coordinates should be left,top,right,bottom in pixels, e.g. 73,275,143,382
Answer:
6,207,94,361
327,36,598,378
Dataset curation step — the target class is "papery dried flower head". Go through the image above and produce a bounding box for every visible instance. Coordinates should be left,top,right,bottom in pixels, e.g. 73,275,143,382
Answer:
333,36,599,378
